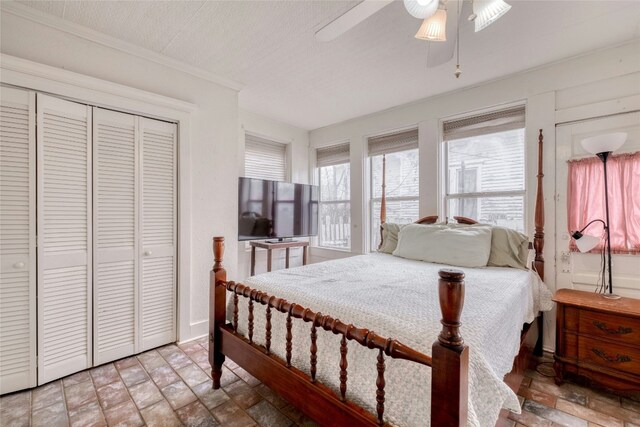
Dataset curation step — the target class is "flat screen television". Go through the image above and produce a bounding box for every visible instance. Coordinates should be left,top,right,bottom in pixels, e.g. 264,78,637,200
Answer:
238,177,318,241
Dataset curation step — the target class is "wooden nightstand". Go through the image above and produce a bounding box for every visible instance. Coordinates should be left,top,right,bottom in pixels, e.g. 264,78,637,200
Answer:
554,289,640,393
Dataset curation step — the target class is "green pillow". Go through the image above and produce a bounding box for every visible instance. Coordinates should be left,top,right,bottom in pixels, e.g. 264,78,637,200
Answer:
378,223,405,254
486,226,530,269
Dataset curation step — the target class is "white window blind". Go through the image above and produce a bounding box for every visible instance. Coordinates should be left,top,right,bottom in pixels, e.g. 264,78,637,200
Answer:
368,128,418,157
443,105,525,141
316,142,350,167
245,134,287,181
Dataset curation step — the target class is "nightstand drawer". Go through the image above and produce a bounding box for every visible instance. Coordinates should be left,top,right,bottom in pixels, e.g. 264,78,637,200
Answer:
579,336,640,375
580,310,640,346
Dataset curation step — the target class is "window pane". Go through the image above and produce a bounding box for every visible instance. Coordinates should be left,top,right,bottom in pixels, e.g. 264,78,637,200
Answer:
319,163,350,249
447,128,524,195
320,163,350,202
372,149,419,199
371,199,419,250
448,195,525,232
319,202,351,249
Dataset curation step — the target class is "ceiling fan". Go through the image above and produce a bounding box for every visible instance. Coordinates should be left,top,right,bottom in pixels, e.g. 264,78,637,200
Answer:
315,0,512,75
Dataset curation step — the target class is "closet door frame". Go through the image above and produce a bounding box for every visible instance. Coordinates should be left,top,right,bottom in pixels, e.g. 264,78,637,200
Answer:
2,55,196,344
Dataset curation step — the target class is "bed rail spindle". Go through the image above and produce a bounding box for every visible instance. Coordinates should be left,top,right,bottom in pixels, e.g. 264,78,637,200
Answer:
376,348,386,425
340,334,348,402
286,309,293,368
233,293,239,334
310,320,318,382
265,304,272,354
431,269,469,427
248,296,254,344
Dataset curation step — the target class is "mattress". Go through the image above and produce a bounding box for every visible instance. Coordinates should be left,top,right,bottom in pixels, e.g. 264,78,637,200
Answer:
227,253,553,427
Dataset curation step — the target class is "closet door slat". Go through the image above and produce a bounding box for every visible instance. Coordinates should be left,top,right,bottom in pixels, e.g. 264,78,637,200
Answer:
0,87,37,394
37,94,92,384
93,108,138,365
140,118,176,351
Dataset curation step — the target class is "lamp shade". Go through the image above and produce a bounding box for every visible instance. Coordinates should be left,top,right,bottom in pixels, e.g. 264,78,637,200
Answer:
574,234,601,253
415,7,447,41
581,132,627,155
473,0,511,32
404,0,439,19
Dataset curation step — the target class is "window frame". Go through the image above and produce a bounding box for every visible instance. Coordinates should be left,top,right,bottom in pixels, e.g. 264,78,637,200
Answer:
317,161,351,251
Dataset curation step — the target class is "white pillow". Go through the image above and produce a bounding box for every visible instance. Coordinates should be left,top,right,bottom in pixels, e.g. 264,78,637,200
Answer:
392,223,492,268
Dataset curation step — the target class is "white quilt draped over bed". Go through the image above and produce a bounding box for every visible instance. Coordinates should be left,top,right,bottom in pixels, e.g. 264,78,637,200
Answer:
228,253,553,427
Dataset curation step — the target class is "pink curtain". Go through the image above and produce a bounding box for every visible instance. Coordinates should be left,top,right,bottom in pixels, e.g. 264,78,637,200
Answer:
567,152,640,254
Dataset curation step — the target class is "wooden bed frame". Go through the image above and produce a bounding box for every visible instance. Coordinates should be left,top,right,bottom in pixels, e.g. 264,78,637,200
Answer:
209,129,547,426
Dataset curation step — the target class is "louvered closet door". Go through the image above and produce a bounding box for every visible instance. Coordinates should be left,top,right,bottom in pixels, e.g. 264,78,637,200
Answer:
139,117,176,351
0,87,36,394
37,94,92,384
93,108,138,365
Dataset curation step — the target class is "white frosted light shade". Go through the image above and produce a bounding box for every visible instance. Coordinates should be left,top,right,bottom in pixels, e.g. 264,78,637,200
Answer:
581,132,627,155
404,0,439,19
415,8,447,41
575,234,600,253
474,0,511,32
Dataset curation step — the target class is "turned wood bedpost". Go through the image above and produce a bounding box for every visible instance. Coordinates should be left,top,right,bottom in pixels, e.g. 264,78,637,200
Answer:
431,269,469,427
534,129,545,282
378,154,387,249
533,129,545,356
210,236,227,389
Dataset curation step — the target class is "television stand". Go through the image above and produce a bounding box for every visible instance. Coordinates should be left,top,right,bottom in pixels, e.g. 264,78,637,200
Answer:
249,240,309,276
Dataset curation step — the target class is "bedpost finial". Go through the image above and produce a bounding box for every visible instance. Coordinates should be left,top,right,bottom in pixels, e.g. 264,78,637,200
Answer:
437,269,465,348
213,236,225,271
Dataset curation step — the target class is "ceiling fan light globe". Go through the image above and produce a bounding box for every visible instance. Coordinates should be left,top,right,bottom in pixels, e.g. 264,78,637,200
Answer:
415,8,447,41
474,0,511,32
581,132,627,155
404,0,439,19
575,234,601,253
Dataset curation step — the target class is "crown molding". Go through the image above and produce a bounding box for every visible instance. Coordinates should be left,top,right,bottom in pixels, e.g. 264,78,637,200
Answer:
1,1,245,92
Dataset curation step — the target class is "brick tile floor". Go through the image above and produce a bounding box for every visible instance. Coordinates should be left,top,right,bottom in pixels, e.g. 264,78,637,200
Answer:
1,340,639,427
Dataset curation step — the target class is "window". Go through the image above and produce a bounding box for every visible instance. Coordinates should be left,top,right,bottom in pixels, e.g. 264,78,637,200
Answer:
444,106,526,231
244,133,287,181
317,143,351,249
369,129,419,250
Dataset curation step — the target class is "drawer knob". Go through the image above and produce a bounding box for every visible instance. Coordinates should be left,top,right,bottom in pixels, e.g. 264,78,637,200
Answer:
592,348,632,364
593,320,632,335
13,262,25,269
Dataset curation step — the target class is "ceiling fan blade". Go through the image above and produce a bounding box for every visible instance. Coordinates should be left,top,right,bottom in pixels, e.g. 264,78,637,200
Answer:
315,0,394,42
426,0,468,67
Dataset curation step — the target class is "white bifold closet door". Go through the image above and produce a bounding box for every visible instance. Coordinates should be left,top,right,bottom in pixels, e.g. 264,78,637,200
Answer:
139,117,177,352
93,110,177,362
93,108,138,365
0,87,37,394
36,94,92,384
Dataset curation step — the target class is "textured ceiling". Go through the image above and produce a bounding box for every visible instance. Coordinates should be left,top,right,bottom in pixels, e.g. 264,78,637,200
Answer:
15,0,640,130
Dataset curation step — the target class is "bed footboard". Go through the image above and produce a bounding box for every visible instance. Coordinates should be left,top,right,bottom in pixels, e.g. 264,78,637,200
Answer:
209,236,469,426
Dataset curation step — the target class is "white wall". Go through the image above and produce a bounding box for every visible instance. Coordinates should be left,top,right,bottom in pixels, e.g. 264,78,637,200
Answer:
308,40,640,351
1,11,240,342
237,109,310,279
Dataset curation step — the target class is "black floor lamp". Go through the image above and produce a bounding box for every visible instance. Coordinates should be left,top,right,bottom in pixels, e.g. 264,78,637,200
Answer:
570,132,626,300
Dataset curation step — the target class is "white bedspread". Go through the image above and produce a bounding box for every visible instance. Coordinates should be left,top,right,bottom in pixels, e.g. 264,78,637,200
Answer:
228,253,553,427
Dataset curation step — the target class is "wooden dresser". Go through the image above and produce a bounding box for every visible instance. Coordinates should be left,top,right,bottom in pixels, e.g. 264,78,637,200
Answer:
554,289,640,392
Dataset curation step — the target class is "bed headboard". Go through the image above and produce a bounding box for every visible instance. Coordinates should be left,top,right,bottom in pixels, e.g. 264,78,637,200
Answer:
378,129,545,281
